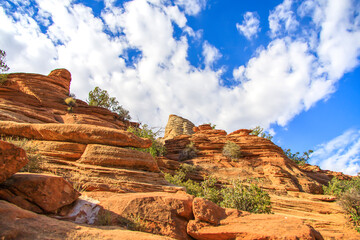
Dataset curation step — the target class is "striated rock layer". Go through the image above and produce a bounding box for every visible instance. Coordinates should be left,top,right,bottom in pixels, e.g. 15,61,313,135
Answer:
163,114,195,140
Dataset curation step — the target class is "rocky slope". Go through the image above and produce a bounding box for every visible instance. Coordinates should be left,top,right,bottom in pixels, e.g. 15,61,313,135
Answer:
0,69,358,239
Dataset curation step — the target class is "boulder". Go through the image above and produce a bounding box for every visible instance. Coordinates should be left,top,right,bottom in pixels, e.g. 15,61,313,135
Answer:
163,114,195,140
0,173,80,213
87,191,194,240
0,121,152,148
78,144,160,172
0,140,28,183
0,200,174,240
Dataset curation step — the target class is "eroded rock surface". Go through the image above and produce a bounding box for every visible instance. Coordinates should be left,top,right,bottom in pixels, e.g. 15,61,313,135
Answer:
163,114,195,140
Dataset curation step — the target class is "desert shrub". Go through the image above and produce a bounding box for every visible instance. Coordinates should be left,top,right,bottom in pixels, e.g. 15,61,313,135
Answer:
118,213,147,231
127,124,166,157
283,148,313,165
323,177,360,196
64,97,76,112
87,86,131,121
97,209,113,226
0,136,43,173
339,188,360,232
0,73,8,85
202,176,222,205
179,142,198,161
220,180,271,214
250,126,273,140
222,141,242,161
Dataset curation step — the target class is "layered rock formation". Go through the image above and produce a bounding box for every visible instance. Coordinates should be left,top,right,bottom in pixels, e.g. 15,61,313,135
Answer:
163,114,195,140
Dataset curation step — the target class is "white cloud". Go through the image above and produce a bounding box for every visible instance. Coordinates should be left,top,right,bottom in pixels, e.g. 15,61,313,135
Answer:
236,12,260,40
174,0,207,16
269,0,299,37
310,129,360,176
0,0,360,138
202,41,221,68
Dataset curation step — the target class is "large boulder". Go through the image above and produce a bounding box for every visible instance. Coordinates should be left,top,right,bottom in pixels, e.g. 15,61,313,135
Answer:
0,173,80,213
163,114,195,140
0,200,173,240
87,191,194,240
78,144,160,172
0,121,152,148
0,140,28,183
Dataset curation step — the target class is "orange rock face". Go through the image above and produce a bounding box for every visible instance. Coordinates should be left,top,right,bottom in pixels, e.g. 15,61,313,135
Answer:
164,124,324,194
0,140,28,183
0,173,80,213
0,121,152,148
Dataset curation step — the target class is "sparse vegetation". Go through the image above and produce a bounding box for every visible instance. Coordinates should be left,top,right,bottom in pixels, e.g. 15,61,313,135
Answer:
1,135,43,173
220,180,272,213
283,148,313,165
64,97,76,112
0,73,8,85
97,208,113,226
324,177,360,232
165,164,271,213
178,142,198,161
127,124,166,157
87,86,131,121
222,141,242,161
0,49,9,72
250,126,273,141
118,213,148,231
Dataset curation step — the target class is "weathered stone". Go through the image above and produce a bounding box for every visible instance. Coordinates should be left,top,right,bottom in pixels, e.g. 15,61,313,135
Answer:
0,173,80,213
163,114,195,140
0,140,28,183
78,144,160,172
0,121,152,148
30,140,86,161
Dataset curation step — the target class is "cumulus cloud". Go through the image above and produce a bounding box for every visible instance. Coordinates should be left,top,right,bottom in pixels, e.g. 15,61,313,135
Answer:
0,0,360,137
310,129,360,176
236,12,261,40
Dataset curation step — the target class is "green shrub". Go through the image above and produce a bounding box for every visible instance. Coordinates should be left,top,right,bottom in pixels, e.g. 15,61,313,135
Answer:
283,148,313,165
339,188,360,232
323,177,360,196
127,124,166,157
179,142,198,161
0,73,8,85
250,126,273,141
64,97,76,112
220,180,271,213
0,136,43,173
97,208,113,226
222,141,242,161
164,164,271,213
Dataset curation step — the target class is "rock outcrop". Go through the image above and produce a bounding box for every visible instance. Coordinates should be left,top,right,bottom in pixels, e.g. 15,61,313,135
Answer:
163,115,195,140
0,173,80,213
0,140,28,183
163,124,325,194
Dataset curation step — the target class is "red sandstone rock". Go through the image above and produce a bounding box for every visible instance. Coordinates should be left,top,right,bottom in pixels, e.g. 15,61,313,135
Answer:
0,173,80,213
0,140,28,183
78,144,160,172
0,121,152,148
0,200,173,240
31,140,86,161
88,191,194,240
192,198,226,225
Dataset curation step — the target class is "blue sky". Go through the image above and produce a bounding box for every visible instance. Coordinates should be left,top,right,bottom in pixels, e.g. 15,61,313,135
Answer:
1,0,360,175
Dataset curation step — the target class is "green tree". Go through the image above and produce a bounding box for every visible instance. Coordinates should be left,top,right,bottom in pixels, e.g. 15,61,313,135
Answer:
250,126,273,141
283,148,313,165
87,86,131,121
0,50,9,72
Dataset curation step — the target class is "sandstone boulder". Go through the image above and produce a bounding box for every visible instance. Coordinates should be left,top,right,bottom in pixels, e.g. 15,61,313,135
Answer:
0,121,152,148
0,173,80,213
87,191,194,240
0,140,28,183
78,144,160,172
0,200,174,240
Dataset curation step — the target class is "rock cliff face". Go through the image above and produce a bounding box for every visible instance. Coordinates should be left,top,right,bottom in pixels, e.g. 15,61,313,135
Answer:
163,114,195,140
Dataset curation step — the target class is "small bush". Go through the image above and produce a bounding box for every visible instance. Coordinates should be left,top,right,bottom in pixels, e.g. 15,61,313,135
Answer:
339,188,360,232
220,180,271,213
0,73,8,85
323,177,360,196
179,142,198,161
127,124,166,157
222,141,242,161
118,213,147,231
64,97,76,112
97,209,113,226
